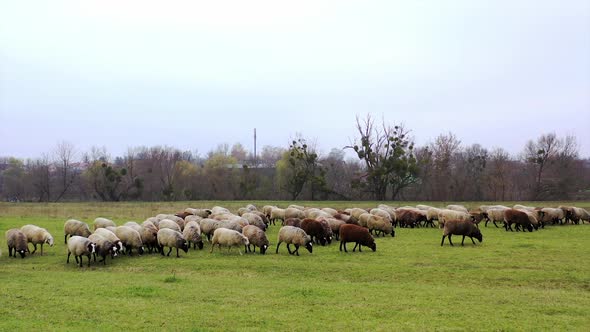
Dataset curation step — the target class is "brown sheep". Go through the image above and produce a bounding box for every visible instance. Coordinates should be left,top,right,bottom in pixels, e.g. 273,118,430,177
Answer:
504,209,533,232
396,210,426,228
339,224,376,253
283,218,302,228
300,219,331,246
441,219,483,246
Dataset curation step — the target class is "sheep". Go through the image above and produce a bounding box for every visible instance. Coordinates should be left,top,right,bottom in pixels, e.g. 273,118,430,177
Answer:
93,228,125,252
318,218,334,244
504,209,533,232
200,218,219,241
325,217,345,240
246,204,257,211
321,207,339,216
250,211,270,228
367,215,395,237
447,205,469,213
237,207,250,216
369,208,393,225
6,229,30,258
275,226,313,256
125,222,159,253
242,225,270,254
469,210,486,228
114,226,145,255
486,208,509,228
339,224,376,253
66,236,96,267
64,219,91,244
174,211,193,219
157,228,189,257
88,234,118,265
300,219,331,246
516,209,541,230
573,207,590,224
285,207,306,220
158,219,181,232
440,219,483,246
241,213,267,231
306,209,332,220
211,206,231,215
540,208,564,225
349,208,369,223
20,224,54,255
262,205,276,219
183,220,204,250
437,210,473,228
426,207,442,227
288,204,305,211
185,208,212,218
416,204,434,211
93,217,116,231
397,209,426,228
558,206,577,224
283,217,302,228
185,215,203,224
209,228,249,255
270,207,286,225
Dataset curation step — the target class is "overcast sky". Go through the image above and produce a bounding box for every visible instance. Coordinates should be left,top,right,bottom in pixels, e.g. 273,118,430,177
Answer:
1,0,589,160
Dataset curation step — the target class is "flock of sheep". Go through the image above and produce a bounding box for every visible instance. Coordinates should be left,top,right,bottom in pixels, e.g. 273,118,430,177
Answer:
4,203,589,266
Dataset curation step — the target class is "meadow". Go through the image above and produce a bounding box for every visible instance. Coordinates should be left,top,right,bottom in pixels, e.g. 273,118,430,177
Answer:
0,201,589,331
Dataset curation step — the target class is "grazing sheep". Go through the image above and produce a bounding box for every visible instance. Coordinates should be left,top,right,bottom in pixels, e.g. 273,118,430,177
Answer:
184,215,203,224
574,207,590,224
349,208,369,223
66,236,96,267
486,208,509,228
6,229,30,258
516,209,541,230
426,207,442,227
300,219,331,246
126,222,158,253
270,207,286,225
558,206,577,224
440,219,483,246
20,224,54,255
437,210,473,228
242,225,270,254
283,217,302,228
416,204,434,211
158,219,181,232
262,205,277,219
397,209,426,228
540,208,564,225
157,228,189,257
93,228,125,252
246,204,257,211
326,218,345,240
339,224,376,253
367,215,395,237
242,213,267,231
210,228,249,255
88,234,118,265
447,205,469,213
250,211,270,228
306,209,332,220
276,226,313,256
237,207,250,216
174,211,193,219
185,208,212,218
469,210,486,228
199,218,219,241
321,207,339,216
504,209,533,232
369,208,393,224
211,206,231,215
114,226,145,255
377,205,398,223
288,204,305,211
64,219,92,244
358,213,385,230
183,221,204,250
94,217,116,231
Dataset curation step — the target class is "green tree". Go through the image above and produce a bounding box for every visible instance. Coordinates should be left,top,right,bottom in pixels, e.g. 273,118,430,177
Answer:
277,138,327,200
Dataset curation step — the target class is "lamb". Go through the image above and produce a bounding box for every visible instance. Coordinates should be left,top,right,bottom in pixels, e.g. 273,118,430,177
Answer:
94,217,116,230
300,219,331,246
209,228,249,255
270,207,286,225
64,219,92,244
183,220,204,250
157,228,189,257
158,219,181,232
66,236,96,267
440,219,483,246
469,210,486,228
20,224,54,255
446,205,469,213
504,209,533,232
242,225,270,254
367,215,395,237
338,224,376,253
6,229,30,258
275,226,313,256
88,234,118,265
114,226,145,255
93,228,125,252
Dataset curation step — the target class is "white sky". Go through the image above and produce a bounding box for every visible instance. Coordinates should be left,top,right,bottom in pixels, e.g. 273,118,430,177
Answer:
1,0,589,159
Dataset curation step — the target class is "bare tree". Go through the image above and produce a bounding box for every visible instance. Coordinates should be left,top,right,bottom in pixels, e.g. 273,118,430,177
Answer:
53,141,77,202
28,154,52,202
430,132,461,200
486,148,510,201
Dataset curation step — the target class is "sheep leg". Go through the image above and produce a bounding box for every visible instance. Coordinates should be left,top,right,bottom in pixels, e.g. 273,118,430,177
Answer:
358,243,362,252
493,221,499,228
167,247,172,256
294,244,300,256
485,220,489,227
67,251,71,263
176,248,180,258
31,243,37,254
161,246,166,256
448,235,454,246
75,255,79,264
93,252,97,262
64,234,68,244
470,237,476,245
286,244,293,255
275,242,281,254
40,244,44,256
352,243,358,252
441,235,446,246
461,236,465,246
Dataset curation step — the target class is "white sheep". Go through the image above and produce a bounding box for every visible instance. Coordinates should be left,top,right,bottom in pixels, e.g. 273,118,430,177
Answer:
20,224,54,256
321,207,339,216
446,205,469,213
209,228,249,255
158,219,181,232
367,215,395,237
94,227,125,252
114,226,145,255
157,228,189,257
64,219,91,244
93,217,116,231
486,208,509,228
125,222,158,253
184,208,212,218
242,213,267,231
270,207,286,225
275,226,313,256
67,236,96,267
211,206,231,215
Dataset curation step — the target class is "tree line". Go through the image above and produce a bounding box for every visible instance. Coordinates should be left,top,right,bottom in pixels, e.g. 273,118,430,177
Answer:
1,115,588,202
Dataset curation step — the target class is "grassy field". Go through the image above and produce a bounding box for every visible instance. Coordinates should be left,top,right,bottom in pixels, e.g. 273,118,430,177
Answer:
0,201,589,331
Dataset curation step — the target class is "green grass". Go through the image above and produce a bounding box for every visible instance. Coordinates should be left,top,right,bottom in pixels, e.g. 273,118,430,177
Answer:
1,201,589,331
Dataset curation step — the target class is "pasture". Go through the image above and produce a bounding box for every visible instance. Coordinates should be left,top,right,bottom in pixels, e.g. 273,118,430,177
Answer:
1,201,589,331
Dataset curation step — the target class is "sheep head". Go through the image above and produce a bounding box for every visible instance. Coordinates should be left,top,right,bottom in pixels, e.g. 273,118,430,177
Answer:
260,244,268,255
305,240,313,254
471,229,483,243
